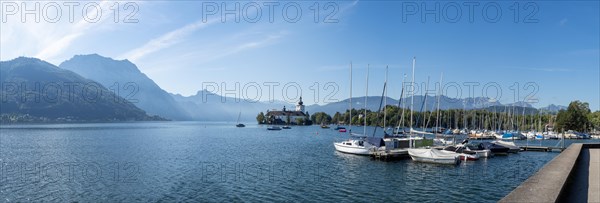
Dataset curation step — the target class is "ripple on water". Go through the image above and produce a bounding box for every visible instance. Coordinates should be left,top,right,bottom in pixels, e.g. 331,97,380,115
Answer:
1,123,591,202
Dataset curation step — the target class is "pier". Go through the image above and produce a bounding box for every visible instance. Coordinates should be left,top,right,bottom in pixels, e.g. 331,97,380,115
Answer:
500,143,600,202
369,149,409,160
519,145,565,152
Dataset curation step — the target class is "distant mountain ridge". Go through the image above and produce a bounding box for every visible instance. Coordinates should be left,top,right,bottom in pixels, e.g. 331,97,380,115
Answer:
170,90,292,121
0,57,161,122
1,54,571,122
305,95,562,115
59,54,191,120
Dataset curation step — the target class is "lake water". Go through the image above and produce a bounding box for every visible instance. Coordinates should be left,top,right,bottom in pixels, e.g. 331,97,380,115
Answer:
0,122,596,202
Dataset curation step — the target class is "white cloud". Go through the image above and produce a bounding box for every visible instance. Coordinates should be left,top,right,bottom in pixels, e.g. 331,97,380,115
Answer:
120,18,218,61
1,0,120,62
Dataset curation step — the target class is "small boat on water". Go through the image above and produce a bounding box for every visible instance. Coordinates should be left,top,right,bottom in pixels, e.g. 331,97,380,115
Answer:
321,123,330,129
501,132,526,140
455,140,492,158
267,126,282,131
282,126,291,129
235,112,245,127
475,142,510,155
492,140,521,153
338,129,347,132
441,146,480,160
334,136,383,155
408,148,460,165
334,126,346,130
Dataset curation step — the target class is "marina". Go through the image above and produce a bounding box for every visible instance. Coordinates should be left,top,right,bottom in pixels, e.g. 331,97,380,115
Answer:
0,1,598,202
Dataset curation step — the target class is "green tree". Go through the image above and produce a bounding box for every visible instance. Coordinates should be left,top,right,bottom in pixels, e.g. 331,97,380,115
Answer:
311,112,332,124
256,112,265,124
589,111,600,130
332,112,341,124
556,101,592,132
295,118,304,125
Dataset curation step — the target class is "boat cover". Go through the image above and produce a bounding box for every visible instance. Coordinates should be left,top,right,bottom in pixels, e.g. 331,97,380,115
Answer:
366,137,385,147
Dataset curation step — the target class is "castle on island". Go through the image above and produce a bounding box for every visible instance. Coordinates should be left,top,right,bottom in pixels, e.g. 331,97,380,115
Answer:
265,97,311,125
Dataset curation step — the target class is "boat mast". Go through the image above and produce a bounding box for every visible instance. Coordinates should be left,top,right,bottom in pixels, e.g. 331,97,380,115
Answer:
410,57,415,135
397,74,406,133
436,73,443,135
364,64,369,135
372,71,387,137
349,62,352,133
383,66,388,131
422,76,430,132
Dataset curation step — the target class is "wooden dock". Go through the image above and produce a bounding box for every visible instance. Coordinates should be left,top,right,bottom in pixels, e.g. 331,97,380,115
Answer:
519,145,565,152
370,149,409,160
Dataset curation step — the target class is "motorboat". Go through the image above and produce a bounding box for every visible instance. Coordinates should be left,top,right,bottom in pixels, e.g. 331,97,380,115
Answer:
282,126,291,129
477,142,511,155
491,140,520,153
408,148,460,165
501,132,526,140
267,126,282,131
441,146,480,161
333,126,346,130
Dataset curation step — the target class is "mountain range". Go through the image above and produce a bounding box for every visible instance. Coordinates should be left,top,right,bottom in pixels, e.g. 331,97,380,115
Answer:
0,54,570,122
0,57,162,122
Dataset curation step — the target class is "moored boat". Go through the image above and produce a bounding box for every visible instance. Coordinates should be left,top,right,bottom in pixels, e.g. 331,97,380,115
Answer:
441,146,480,161
478,142,510,155
334,126,346,130
492,140,521,153
267,126,282,131
408,148,460,165
334,136,383,155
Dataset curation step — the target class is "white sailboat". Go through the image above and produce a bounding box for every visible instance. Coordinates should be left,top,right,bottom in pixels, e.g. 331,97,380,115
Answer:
334,63,378,155
405,57,460,164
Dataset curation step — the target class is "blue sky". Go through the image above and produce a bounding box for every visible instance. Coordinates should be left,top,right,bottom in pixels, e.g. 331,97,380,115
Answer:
1,1,599,110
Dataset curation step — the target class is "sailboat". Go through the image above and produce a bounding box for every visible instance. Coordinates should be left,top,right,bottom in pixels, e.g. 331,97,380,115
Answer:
334,63,380,155
235,112,245,127
405,57,459,164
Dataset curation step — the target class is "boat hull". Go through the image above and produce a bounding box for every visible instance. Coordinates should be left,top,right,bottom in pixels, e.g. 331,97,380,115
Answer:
408,149,460,165
334,143,371,155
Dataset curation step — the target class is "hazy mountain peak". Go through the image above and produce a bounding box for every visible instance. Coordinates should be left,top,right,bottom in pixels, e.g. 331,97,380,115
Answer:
62,54,141,74
1,57,158,122
59,55,191,120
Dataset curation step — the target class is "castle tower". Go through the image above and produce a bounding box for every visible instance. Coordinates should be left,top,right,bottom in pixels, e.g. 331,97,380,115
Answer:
295,96,305,112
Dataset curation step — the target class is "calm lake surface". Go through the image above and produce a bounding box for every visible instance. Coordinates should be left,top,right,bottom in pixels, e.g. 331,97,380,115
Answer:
1,122,597,202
